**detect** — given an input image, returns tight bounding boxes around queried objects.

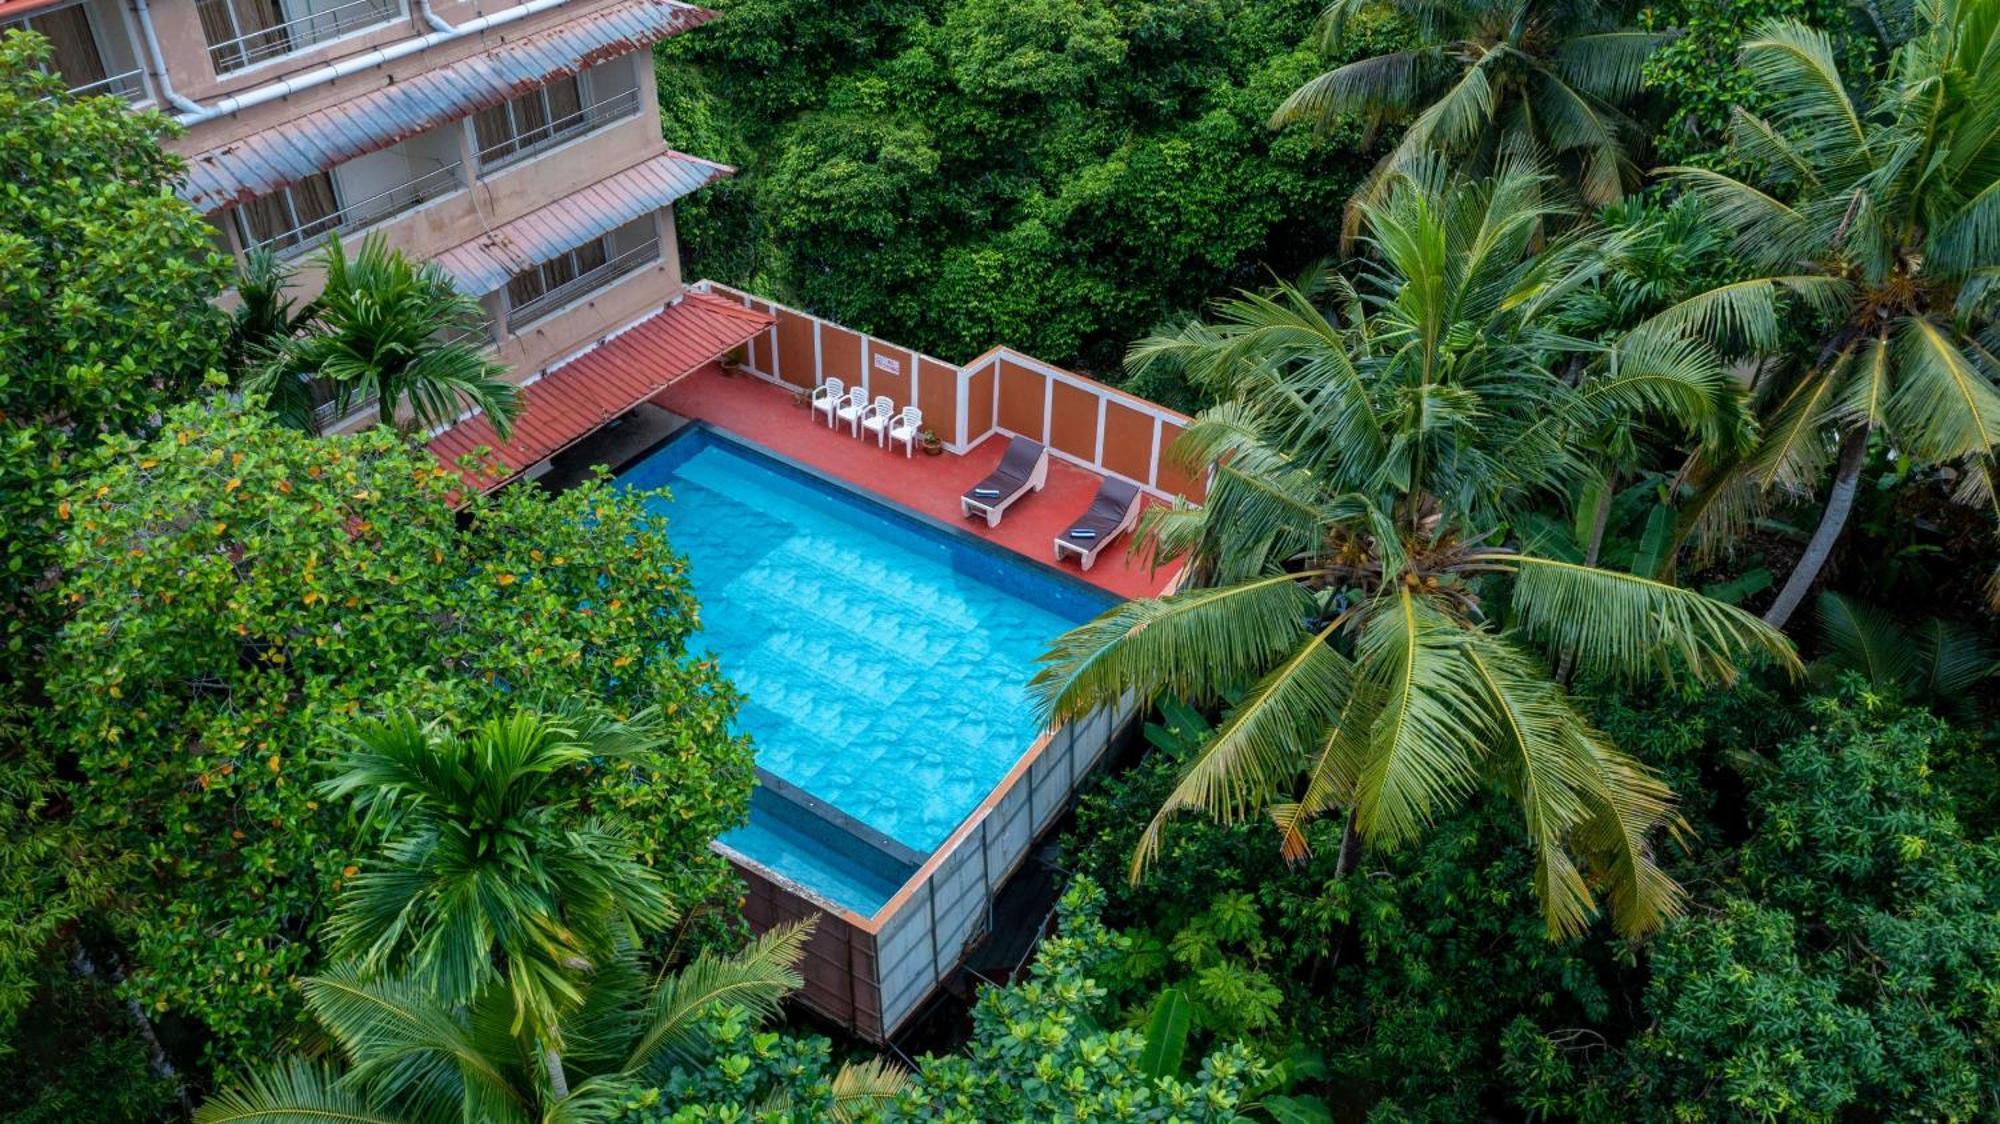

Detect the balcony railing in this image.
[66,67,148,103]
[200,0,398,74]
[475,86,644,172]
[507,239,660,329]
[248,160,463,257]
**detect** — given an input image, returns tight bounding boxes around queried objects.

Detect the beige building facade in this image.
[5,0,730,433]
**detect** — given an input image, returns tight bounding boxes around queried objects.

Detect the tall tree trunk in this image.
[542,1044,570,1101]
[1334,808,1363,879]
[1582,479,1614,568]
[1763,427,1869,629]
[71,940,192,1117]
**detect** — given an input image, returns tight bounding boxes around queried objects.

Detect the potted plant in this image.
[791,387,811,409]
[720,345,747,376]
[919,428,943,456]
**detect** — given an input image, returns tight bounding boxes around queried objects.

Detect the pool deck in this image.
[651,363,1181,601]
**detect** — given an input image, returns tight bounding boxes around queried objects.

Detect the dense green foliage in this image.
[1057,682,2000,1120]
[0,29,229,664]
[43,400,753,1074]
[6,0,2000,1117]
[624,880,1275,1122]
[656,0,1380,376]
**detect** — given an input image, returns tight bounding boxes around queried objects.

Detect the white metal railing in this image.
[249,160,463,257]
[200,0,398,73]
[66,67,148,103]
[506,239,659,327]
[475,86,643,172]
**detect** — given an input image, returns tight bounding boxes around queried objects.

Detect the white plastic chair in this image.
[810,377,845,428]
[834,388,872,436]
[858,395,896,446]
[886,406,923,458]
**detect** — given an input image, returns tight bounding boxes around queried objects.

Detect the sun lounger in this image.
[1053,476,1144,571]
[960,436,1049,527]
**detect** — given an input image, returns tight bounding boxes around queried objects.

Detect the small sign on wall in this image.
[873,353,901,375]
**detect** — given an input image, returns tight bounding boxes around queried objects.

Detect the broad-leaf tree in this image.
[45,400,752,1069]
[1653,0,2000,626]
[1035,161,1798,940]
[248,233,520,437]
[1271,0,1666,239]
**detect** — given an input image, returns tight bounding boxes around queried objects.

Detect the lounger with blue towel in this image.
[1053,476,1143,571]
[960,436,1049,528]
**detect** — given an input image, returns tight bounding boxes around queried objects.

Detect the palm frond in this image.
[1349,589,1490,846]
[622,920,812,1081]
[1495,554,1800,684]
[299,967,529,1124]
[1568,732,1687,938]
[829,1058,909,1122]
[1129,624,1353,879]
[1032,573,1324,725]
[195,1061,403,1124]
[1551,31,1668,102]
[1910,617,1999,695]
[1887,316,2000,462]
[1741,19,1872,157]
[1814,591,1919,687]
[1636,276,1849,351]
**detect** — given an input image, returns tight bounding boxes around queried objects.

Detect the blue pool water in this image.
[614,425,1112,916]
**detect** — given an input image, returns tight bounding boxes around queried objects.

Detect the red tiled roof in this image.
[430,291,772,491]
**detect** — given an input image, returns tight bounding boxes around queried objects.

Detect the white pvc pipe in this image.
[416,0,456,34]
[168,0,584,126]
[131,0,206,115]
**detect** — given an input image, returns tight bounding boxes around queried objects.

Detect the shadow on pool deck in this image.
[641,363,1181,601]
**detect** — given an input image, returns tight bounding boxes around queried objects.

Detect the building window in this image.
[502,218,660,329]
[506,235,609,309]
[5,1,147,102]
[195,0,398,74]
[233,172,342,254]
[473,77,586,168]
[471,63,643,172]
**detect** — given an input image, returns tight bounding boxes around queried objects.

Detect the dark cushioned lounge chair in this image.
[960,435,1049,527]
[1052,476,1143,571]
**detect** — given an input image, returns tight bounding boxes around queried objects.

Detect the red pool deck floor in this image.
[651,364,1180,600]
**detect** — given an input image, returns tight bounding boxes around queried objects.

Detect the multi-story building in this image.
[4,0,768,462]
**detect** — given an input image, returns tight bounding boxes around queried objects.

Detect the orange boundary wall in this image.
[695,282,1205,503]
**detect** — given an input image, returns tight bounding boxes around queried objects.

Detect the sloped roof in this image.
[431,291,772,491]
[432,152,727,294]
[179,0,712,211]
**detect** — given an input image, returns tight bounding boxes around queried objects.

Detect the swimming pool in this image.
[614,424,1114,915]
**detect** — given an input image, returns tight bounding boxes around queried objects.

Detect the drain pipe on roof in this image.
[130,0,208,116]
[169,0,589,128]
[416,0,456,34]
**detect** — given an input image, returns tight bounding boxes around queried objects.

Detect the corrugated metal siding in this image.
[179,0,714,211]
[432,152,724,293]
[429,291,771,489]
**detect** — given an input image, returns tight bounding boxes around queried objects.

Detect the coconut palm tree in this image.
[194,923,904,1123]
[316,704,677,1097]
[1271,0,1667,241]
[249,233,520,438]
[1034,161,1797,940]
[1649,0,2000,626]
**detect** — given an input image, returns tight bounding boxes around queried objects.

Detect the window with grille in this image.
[195,0,397,74]
[473,76,589,169]
[233,172,342,253]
